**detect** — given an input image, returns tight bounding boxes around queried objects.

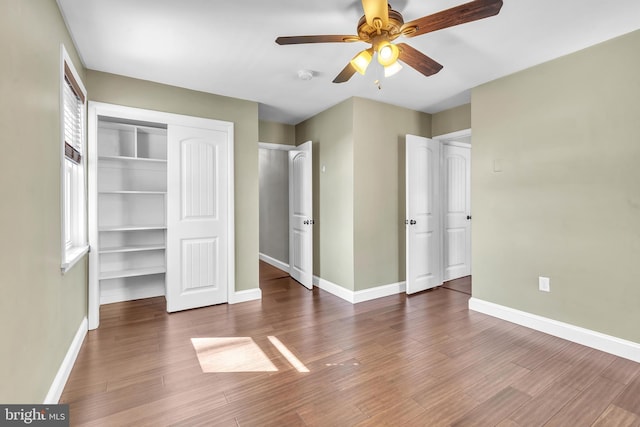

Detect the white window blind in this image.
[63,74,83,164]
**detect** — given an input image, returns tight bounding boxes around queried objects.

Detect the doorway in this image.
[406,130,472,295]
[258,142,313,290]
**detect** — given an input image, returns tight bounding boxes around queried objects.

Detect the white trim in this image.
[227,121,236,309]
[60,245,89,273]
[314,276,354,303]
[100,285,165,305]
[440,140,471,149]
[259,253,290,272]
[44,317,87,404]
[354,281,406,303]
[229,288,262,304]
[432,128,472,141]
[258,142,296,151]
[469,298,640,363]
[87,102,235,329]
[60,44,88,273]
[312,275,406,304]
[87,104,99,329]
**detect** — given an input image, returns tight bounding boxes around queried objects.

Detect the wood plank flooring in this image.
[61,262,640,426]
[441,276,471,295]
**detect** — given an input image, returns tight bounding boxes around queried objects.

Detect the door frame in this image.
[258,142,296,273]
[257,142,313,285]
[433,128,472,280]
[88,102,235,330]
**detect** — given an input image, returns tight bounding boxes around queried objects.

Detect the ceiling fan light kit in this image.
[350,49,373,75]
[376,40,399,66]
[275,0,503,83]
[384,61,403,77]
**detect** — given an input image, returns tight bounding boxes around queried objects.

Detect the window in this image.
[61,46,88,272]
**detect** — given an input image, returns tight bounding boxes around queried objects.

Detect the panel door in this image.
[166,125,229,312]
[443,144,471,281]
[288,141,313,289]
[406,135,442,294]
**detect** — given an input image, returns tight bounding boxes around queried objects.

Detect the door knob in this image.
[410,219,417,225]
[466,215,472,220]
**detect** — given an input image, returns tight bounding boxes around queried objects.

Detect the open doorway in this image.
[258,143,291,272]
[436,129,472,296]
[258,142,313,290]
[405,130,472,297]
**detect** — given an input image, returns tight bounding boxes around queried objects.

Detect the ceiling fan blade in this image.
[401,0,503,38]
[397,43,443,77]
[361,0,389,29]
[333,63,357,83]
[275,35,360,45]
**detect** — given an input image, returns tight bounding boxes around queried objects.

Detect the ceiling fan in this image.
[275,0,503,83]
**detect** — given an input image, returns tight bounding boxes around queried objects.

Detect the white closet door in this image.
[166,125,229,312]
[443,144,471,281]
[406,135,442,294]
[288,141,313,289]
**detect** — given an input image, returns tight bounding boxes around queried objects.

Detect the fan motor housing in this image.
[357,8,405,43]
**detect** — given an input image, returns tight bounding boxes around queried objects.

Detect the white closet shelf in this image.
[100,266,166,280]
[99,244,166,254]
[99,190,167,195]
[99,225,167,232]
[99,155,167,163]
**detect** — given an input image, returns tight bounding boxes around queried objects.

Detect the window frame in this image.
[60,45,89,273]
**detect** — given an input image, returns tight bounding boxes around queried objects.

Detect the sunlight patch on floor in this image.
[268,336,310,373]
[191,337,278,373]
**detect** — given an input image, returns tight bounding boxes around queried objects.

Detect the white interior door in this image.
[443,144,471,281]
[166,124,229,312]
[406,134,442,294]
[288,141,313,289]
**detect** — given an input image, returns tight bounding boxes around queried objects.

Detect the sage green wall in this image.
[472,29,640,343]
[86,71,259,292]
[259,120,295,146]
[295,97,431,291]
[0,0,88,402]
[352,98,431,290]
[432,103,471,137]
[295,100,355,290]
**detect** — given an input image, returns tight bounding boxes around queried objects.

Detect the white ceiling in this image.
[57,0,640,125]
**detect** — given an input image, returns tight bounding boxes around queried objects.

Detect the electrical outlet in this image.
[539,276,550,292]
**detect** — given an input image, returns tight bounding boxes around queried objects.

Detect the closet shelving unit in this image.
[96,119,168,303]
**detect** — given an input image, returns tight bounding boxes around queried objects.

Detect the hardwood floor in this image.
[441,276,471,295]
[61,262,640,426]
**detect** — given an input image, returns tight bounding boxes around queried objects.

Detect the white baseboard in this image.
[100,282,165,305]
[354,281,406,303]
[44,316,87,404]
[258,253,290,273]
[229,288,262,304]
[314,276,355,303]
[313,275,405,304]
[469,297,640,363]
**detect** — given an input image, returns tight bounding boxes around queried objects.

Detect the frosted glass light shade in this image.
[350,49,373,75]
[377,41,399,67]
[384,61,403,77]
